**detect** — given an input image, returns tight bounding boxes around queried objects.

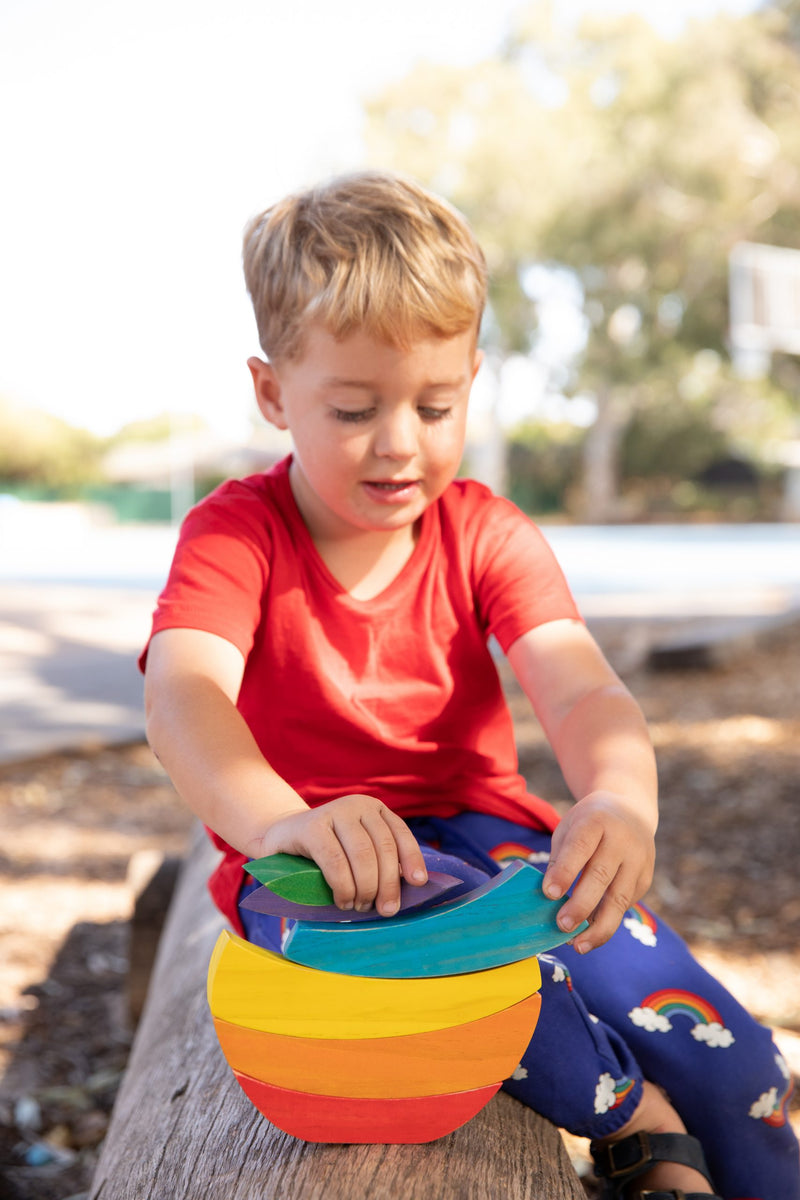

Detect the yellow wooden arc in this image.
[207,930,541,1039]
[213,992,541,1097]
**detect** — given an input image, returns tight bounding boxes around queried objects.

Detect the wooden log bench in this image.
[646,609,800,671]
[90,826,585,1200]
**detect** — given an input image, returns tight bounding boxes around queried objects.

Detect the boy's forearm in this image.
[145,676,308,857]
[549,683,658,825]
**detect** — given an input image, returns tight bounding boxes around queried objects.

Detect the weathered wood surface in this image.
[90,826,584,1200]
[126,849,181,1025]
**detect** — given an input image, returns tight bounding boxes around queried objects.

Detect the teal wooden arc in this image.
[283,861,588,978]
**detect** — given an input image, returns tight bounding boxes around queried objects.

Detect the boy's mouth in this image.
[362,479,420,502]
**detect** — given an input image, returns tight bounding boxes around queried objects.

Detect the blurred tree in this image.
[506,419,584,514]
[110,413,207,443]
[365,1,800,519]
[0,397,104,492]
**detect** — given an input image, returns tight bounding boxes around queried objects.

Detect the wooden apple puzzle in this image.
[207,852,585,1144]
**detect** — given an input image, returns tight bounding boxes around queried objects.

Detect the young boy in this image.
[142,171,798,1199]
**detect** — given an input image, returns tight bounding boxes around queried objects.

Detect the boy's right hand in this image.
[251,795,428,918]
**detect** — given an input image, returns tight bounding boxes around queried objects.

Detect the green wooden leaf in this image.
[246,853,334,906]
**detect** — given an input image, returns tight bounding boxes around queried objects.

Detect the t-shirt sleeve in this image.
[139,483,272,670]
[468,493,582,652]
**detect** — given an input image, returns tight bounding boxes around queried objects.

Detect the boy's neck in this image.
[285,455,423,599]
[311,524,419,600]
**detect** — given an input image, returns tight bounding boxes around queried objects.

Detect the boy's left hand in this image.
[541,791,655,954]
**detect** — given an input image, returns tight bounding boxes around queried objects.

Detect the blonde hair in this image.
[242,170,487,362]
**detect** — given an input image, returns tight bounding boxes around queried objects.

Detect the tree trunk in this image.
[581,388,628,522]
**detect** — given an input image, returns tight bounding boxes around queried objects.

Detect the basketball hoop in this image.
[729,241,800,518]
[729,241,800,365]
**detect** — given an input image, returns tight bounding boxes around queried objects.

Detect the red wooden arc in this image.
[233,1072,501,1143]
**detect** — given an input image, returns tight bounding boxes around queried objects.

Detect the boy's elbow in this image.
[142,672,168,759]
[143,700,159,760]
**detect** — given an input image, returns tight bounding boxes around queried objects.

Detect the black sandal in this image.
[590,1131,723,1199]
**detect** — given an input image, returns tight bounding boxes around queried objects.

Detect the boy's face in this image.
[249,324,482,544]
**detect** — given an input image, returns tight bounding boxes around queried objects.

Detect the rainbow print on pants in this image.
[622,902,658,947]
[749,1055,793,1127]
[628,988,736,1048]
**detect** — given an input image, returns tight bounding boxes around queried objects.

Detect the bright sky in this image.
[0,0,762,440]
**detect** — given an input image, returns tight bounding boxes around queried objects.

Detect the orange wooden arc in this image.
[214,991,540,1098]
[233,1072,502,1143]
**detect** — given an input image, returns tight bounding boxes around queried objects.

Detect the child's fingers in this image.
[332,812,393,912]
[339,806,426,917]
[548,835,652,949]
[380,808,428,911]
[259,795,425,916]
[261,799,379,910]
[301,823,361,910]
[540,794,655,952]
[344,807,403,915]
[312,798,402,913]
[568,865,638,952]
[542,819,603,906]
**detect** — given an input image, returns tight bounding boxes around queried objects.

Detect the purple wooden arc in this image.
[240,870,463,922]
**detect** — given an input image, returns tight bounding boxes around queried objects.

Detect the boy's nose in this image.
[373,410,418,459]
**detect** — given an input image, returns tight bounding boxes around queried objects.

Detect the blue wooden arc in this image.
[283,861,588,978]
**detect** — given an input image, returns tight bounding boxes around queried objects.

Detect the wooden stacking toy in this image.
[207,853,586,1144]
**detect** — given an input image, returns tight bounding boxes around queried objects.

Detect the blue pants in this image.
[239,812,799,1200]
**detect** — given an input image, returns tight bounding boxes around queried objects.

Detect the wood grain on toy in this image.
[212,991,540,1098]
[283,861,586,977]
[232,1073,502,1143]
[207,930,541,1039]
[240,870,462,922]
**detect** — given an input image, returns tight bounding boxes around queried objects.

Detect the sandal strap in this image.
[640,1193,723,1199]
[590,1131,716,1191]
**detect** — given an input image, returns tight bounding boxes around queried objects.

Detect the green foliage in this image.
[109,413,207,444]
[620,408,728,482]
[506,421,584,515]
[0,397,105,492]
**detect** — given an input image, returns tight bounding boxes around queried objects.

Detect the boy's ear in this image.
[471,349,484,381]
[248,356,288,430]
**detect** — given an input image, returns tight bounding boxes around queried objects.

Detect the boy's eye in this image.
[331,404,452,423]
[333,408,375,423]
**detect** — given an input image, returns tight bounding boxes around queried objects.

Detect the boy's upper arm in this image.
[505,619,622,738]
[144,628,247,707]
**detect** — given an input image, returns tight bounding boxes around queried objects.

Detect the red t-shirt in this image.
[142,457,582,930]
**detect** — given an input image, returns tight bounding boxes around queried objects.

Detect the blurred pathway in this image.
[1,502,799,765]
[0,504,176,763]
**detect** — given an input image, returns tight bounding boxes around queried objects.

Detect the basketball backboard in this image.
[729,241,800,369]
